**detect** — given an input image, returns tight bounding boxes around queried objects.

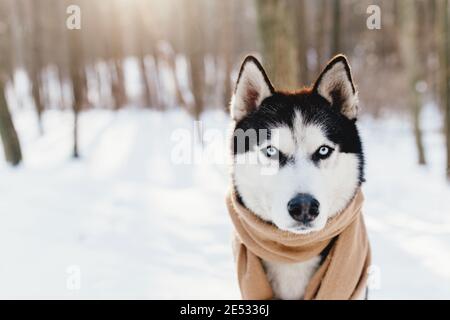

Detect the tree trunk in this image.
[29,0,44,134]
[134,3,153,109]
[111,61,127,110]
[30,72,44,133]
[219,0,235,111]
[73,105,79,158]
[67,9,85,159]
[256,0,299,90]
[109,1,127,110]
[440,0,450,178]
[138,53,152,108]
[165,49,187,110]
[399,0,427,165]
[412,91,427,165]
[331,0,342,55]
[189,53,205,120]
[293,0,309,85]
[183,0,206,119]
[0,0,22,166]
[0,75,22,166]
[315,0,328,75]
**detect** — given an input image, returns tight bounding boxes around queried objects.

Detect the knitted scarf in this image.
[226,188,371,300]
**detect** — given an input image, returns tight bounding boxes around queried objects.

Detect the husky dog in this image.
[229,55,364,300]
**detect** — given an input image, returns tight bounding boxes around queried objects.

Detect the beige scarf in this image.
[226,188,371,300]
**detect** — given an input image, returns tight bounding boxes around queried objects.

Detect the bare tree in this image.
[315,0,328,75]
[292,0,309,85]
[0,76,22,166]
[27,0,45,134]
[438,0,450,178]
[135,3,153,108]
[67,1,86,158]
[256,0,299,90]
[399,0,427,165]
[330,0,341,55]
[182,0,206,119]
[103,0,127,110]
[0,0,22,166]
[218,0,235,110]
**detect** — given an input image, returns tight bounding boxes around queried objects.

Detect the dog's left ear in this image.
[313,55,359,119]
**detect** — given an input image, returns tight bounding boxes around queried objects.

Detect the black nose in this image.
[287,194,320,224]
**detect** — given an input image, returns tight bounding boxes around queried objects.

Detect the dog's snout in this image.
[287,194,320,224]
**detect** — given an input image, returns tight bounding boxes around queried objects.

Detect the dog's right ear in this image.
[230,56,274,121]
[312,55,359,119]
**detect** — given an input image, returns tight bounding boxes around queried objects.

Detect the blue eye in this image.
[315,145,334,160]
[263,146,279,158]
[319,146,330,156]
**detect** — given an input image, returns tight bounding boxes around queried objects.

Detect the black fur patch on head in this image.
[232,90,365,183]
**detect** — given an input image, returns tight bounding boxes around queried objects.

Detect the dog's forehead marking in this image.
[292,111,334,153]
[264,110,335,156]
[267,126,295,154]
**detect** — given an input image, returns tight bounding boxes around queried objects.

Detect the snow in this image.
[360,107,450,299]
[1,105,450,299]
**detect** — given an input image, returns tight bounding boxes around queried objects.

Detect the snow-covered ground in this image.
[1,106,450,299]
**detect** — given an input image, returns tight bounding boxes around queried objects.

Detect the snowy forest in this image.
[0,0,450,299]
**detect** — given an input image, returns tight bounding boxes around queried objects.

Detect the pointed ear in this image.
[313,55,359,119]
[230,56,274,121]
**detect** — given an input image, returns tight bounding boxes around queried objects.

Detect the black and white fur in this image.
[229,55,365,300]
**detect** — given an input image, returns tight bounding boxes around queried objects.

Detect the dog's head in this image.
[230,55,364,234]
